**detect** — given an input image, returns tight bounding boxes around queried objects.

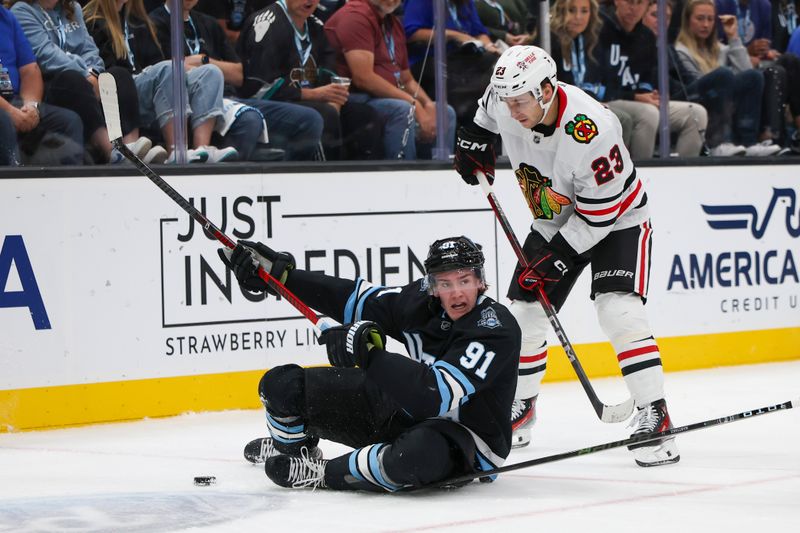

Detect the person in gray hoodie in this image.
[11,0,153,163]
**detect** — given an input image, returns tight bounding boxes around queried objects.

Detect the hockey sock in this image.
[595,292,665,406]
[510,300,549,399]
[265,412,319,455]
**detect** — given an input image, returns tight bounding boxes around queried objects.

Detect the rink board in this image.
[1,165,798,430]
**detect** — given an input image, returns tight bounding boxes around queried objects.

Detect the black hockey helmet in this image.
[424,236,485,274]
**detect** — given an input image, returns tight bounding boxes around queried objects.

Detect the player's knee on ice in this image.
[382,426,454,488]
[259,363,305,416]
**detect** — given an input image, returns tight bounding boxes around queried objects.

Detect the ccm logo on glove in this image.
[457,139,490,151]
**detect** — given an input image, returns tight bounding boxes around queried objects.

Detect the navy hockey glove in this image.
[319,321,386,368]
[218,240,295,295]
[517,235,576,291]
[454,125,497,185]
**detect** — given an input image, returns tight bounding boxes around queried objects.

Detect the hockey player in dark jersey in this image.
[454,45,679,467]
[220,236,521,490]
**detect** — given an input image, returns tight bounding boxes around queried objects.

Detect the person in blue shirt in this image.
[716,0,800,150]
[403,0,501,125]
[0,5,83,166]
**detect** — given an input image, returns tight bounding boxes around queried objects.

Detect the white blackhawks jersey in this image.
[474,82,650,254]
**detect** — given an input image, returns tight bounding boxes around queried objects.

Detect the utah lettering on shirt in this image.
[608,44,639,88]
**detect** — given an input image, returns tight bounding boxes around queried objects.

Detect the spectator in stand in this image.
[771,0,800,150]
[550,0,638,148]
[194,0,271,45]
[717,0,799,151]
[325,0,456,159]
[674,0,781,155]
[772,0,800,53]
[150,0,324,161]
[403,0,501,126]
[237,0,384,160]
[11,0,152,163]
[595,0,709,158]
[642,0,713,154]
[475,0,537,47]
[1,4,83,165]
[778,0,800,54]
[83,0,177,164]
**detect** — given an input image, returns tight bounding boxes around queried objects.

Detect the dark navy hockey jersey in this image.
[288,270,521,471]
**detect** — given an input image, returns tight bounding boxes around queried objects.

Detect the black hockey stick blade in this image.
[97,72,330,329]
[476,172,635,423]
[419,397,798,490]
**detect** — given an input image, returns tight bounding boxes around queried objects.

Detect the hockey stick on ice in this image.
[419,396,798,490]
[476,172,635,423]
[97,73,331,330]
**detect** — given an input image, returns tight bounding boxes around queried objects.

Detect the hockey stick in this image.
[420,397,798,489]
[97,73,330,330]
[476,172,635,423]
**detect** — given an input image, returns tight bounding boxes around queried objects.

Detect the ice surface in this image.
[1,361,798,532]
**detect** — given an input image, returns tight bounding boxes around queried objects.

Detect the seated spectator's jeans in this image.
[686,67,763,147]
[236,99,324,161]
[186,65,225,129]
[135,62,225,131]
[347,93,456,159]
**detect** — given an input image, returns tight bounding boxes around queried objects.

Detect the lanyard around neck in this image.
[185,15,201,55]
[570,34,586,87]
[123,18,137,70]
[38,5,66,50]
[736,4,750,41]
[447,2,464,31]
[783,4,797,35]
[277,0,312,66]
[382,19,403,87]
[163,4,201,55]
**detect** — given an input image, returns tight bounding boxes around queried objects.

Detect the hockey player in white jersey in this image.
[454,45,679,467]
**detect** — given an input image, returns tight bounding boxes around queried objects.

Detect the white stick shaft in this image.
[476,171,493,197]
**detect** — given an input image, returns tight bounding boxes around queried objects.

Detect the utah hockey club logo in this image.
[478,307,501,329]
[564,113,598,144]
[515,163,572,220]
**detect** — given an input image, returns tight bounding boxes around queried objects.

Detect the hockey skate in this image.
[627,399,680,467]
[243,437,322,464]
[511,396,538,448]
[264,447,329,489]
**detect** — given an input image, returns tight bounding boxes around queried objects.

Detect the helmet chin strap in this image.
[532,84,556,128]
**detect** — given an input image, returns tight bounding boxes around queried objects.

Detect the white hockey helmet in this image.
[491,46,558,121]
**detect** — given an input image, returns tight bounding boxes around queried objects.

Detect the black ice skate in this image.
[244,437,322,464]
[628,399,680,467]
[511,395,538,449]
[264,447,329,489]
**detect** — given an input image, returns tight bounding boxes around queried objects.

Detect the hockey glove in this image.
[454,124,497,185]
[319,321,386,369]
[218,240,295,295]
[517,234,576,291]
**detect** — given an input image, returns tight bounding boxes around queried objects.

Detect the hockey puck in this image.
[193,476,216,486]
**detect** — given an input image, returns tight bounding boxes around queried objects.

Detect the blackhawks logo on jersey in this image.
[515,163,572,220]
[564,113,598,144]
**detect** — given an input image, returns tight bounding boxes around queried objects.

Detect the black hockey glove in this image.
[517,234,576,291]
[218,240,295,295]
[454,125,497,185]
[319,321,386,369]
